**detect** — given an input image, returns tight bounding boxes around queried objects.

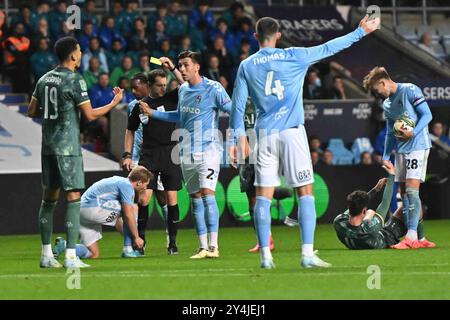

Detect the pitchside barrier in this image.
[2,163,448,235]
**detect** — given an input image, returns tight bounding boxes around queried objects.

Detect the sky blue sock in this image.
[254,196,271,247]
[192,197,207,235]
[406,187,421,231]
[123,220,133,247]
[76,244,92,259]
[202,195,219,233]
[298,195,316,245]
[402,193,409,227]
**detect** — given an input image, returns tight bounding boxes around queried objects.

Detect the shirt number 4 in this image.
[265,71,285,101]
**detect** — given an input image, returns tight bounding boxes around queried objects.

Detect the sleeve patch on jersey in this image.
[79,79,87,92]
[413,96,425,107]
[81,92,88,96]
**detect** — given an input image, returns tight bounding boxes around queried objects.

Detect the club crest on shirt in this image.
[195,95,202,105]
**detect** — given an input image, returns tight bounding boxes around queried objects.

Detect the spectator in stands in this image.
[56,19,75,39]
[310,150,320,167]
[83,56,106,90]
[328,76,347,100]
[221,1,246,32]
[152,39,177,62]
[33,19,51,50]
[129,17,149,52]
[110,55,139,87]
[111,0,125,33]
[309,136,324,155]
[147,1,169,34]
[107,39,126,71]
[98,16,126,51]
[4,22,31,93]
[209,19,239,57]
[11,5,37,37]
[303,68,326,100]
[210,35,233,78]
[373,151,383,165]
[360,151,374,166]
[189,0,215,32]
[118,76,135,103]
[205,54,222,82]
[139,52,151,74]
[177,34,193,54]
[82,0,99,30]
[77,21,97,52]
[30,37,57,82]
[189,20,208,52]
[219,76,231,95]
[431,121,450,146]
[34,1,51,22]
[82,37,109,73]
[48,0,68,39]
[235,17,258,52]
[120,0,140,38]
[150,19,169,51]
[166,0,187,40]
[323,150,334,166]
[418,32,438,58]
[89,72,114,108]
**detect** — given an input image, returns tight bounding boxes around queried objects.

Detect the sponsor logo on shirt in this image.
[181,106,201,114]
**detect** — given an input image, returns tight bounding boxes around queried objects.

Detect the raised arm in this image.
[79,87,124,122]
[291,15,380,66]
[140,100,181,123]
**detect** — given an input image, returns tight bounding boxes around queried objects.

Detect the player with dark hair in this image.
[229,15,380,269]
[334,162,434,249]
[139,50,232,259]
[363,66,435,249]
[123,57,184,255]
[27,36,123,268]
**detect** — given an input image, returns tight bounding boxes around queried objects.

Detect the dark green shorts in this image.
[381,216,408,247]
[41,155,85,191]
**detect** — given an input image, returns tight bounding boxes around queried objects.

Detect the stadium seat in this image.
[443,40,450,55]
[327,138,354,165]
[437,25,450,40]
[351,137,374,164]
[431,41,447,59]
[396,25,418,41]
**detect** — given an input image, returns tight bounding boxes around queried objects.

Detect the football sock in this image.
[38,200,57,247]
[65,199,80,250]
[167,205,179,245]
[137,204,149,242]
[402,194,410,227]
[260,246,272,261]
[202,195,219,232]
[192,198,207,247]
[209,232,218,248]
[254,196,271,248]
[76,244,92,258]
[298,195,316,255]
[65,248,76,260]
[123,219,133,247]
[406,187,421,240]
[376,174,395,219]
[41,244,53,258]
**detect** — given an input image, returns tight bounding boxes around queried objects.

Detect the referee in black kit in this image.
[123,57,184,255]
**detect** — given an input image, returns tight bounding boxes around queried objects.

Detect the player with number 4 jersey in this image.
[229,16,380,269]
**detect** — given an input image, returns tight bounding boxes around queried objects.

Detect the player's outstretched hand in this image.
[122,158,132,172]
[160,57,175,71]
[139,100,153,116]
[382,160,395,175]
[111,87,124,106]
[359,14,380,35]
[134,237,145,249]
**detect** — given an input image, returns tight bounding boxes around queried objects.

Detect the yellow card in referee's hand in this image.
[150,57,162,65]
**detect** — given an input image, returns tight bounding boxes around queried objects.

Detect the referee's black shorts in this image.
[138,145,182,191]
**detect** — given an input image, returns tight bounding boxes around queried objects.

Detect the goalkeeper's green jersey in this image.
[32,66,90,156]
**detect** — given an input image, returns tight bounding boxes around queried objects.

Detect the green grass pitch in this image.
[0,221,449,299]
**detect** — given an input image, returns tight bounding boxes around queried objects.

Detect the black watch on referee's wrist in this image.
[122,151,132,159]
[170,65,176,72]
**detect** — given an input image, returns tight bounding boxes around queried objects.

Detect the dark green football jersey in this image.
[32,66,90,156]
[333,211,386,249]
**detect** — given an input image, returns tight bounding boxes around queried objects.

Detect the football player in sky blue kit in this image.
[229,15,380,269]
[363,66,435,249]
[53,166,150,260]
[139,51,233,259]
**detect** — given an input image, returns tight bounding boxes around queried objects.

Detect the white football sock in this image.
[123,246,133,253]
[406,230,418,241]
[302,244,314,257]
[199,234,208,249]
[260,246,272,261]
[42,244,53,258]
[65,248,76,260]
[209,232,218,248]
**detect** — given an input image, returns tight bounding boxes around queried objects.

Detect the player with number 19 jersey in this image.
[32,66,90,190]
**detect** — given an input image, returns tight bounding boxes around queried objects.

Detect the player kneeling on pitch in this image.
[53,166,150,260]
[334,162,435,249]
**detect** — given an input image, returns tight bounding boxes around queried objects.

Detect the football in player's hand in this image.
[393,117,415,140]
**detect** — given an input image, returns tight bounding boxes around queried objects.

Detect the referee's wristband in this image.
[170,66,177,72]
[122,152,132,159]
